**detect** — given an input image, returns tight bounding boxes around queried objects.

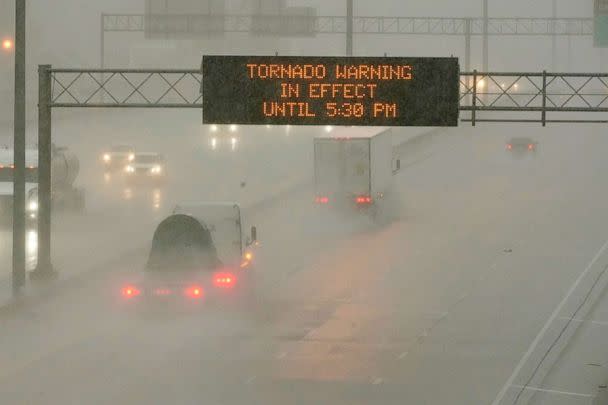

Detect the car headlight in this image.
[103,154,111,162]
[150,166,162,174]
[28,201,38,212]
[229,124,238,133]
[125,165,135,173]
[128,153,135,161]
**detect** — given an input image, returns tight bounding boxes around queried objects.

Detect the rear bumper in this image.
[123,284,255,313]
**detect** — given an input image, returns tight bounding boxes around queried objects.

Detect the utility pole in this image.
[483,0,488,72]
[465,18,471,73]
[12,0,26,296]
[346,0,353,56]
[552,0,557,71]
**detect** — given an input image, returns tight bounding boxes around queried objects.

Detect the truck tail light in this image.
[213,273,236,288]
[184,285,204,298]
[355,196,372,204]
[121,285,141,299]
[315,196,329,204]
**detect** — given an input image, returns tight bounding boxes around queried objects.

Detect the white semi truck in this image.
[313,127,400,220]
[0,145,85,226]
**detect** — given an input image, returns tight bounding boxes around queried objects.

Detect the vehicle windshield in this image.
[111,145,132,153]
[146,214,222,271]
[172,204,243,266]
[134,154,161,164]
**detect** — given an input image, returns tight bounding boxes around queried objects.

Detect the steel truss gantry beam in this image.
[102,14,593,36]
[49,68,608,123]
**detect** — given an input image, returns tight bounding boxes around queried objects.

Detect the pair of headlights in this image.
[125,165,162,174]
[103,153,135,163]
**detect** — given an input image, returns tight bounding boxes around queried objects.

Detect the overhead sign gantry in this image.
[202,56,460,127]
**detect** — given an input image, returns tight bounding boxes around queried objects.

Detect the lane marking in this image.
[372,378,383,385]
[558,316,608,327]
[511,385,593,398]
[276,351,287,359]
[492,237,608,405]
[398,351,408,359]
[245,376,256,385]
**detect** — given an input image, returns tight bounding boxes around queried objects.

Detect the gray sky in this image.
[0,1,604,83]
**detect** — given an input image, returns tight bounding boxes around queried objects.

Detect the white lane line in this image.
[558,316,608,327]
[397,351,408,359]
[276,351,287,359]
[511,385,593,398]
[245,376,256,385]
[492,237,608,405]
[372,378,383,385]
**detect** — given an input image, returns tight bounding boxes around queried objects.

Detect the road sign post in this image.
[30,64,55,281]
[12,0,26,296]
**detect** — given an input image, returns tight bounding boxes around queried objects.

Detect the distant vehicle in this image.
[124,152,166,185]
[101,144,135,171]
[0,145,84,226]
[208,124,239,151]
[506,137,537,153]
[313,127,400,220]
[119,202,258,312]
[0,148,39,226]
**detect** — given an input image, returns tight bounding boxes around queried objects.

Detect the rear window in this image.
[146,215,222,271]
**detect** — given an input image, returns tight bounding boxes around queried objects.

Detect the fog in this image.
[1,1,608,404]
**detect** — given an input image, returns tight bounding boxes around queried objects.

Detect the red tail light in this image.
[355,196,372,204]
[528,144,534,150]
[315,196,329,204]
[121,285,141,299]
[506,144,512,150]
[213,272,236,288]
[184,285,204,298]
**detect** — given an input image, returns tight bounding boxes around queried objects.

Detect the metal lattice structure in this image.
[102,14,593,36]
[50,68,608,124]
[51,69,202,108]
[460,71,608,124]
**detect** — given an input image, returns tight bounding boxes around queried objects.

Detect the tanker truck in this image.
[48,144,85,212]
[0,144,85,226]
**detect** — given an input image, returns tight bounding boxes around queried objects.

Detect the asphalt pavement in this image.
[0,114,607,404]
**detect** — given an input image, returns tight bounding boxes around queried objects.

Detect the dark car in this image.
[119,204,257,313]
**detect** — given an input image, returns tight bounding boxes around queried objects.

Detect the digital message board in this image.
[202,56,459,126]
